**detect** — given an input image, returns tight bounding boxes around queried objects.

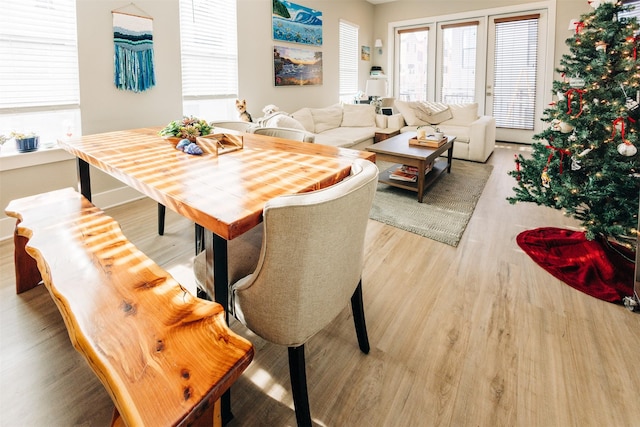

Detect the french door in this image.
[394,7,549,144]
[485,11,548,143]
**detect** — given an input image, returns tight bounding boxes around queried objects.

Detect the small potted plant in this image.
[0,134,7,152]
[159,116,212,145]
[417,125,443,140]
[433,126,444,140]
[10,131,39,153]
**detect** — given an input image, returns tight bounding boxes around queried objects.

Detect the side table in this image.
[374,128,400,143]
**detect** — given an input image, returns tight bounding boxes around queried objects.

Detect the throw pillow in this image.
[291,108,315,133]
[341,103,376,127]
[310,104,343,133]
[394,99,428,127]
[446,103,479,125]
[414,101,453,124]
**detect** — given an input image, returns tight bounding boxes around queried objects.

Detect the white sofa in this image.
[257,103,389,150]
[389,100,496,163]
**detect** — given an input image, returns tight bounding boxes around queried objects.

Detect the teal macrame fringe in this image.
[114,45,156,93]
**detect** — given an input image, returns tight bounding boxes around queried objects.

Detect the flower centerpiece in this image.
[10,131,40,153]
[159,116,212,143]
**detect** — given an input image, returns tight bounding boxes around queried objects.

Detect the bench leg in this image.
[14,228,42,294]
[111,400,221,427]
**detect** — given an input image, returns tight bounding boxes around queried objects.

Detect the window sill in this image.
[0,142,75,172]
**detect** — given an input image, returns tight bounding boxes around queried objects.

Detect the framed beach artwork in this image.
[273,45,322,86]
[272,0,322,46]
[361,46,370,61]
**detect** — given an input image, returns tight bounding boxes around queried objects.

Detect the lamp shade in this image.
[374,39,383,48]
[365,79,386,97]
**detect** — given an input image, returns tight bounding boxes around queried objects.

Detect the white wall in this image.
[75,0,184,195]
[237,0,375,115]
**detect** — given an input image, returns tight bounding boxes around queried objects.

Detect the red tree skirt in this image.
[517,227,635,303]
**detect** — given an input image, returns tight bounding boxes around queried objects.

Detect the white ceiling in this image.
[366,0,398,4]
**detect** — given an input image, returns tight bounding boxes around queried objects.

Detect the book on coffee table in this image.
[389,163,433,182]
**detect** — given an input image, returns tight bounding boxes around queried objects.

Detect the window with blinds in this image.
[492,15,539,130]
[0,0,80,144]
[397,27,429,102]
[440,22,478,103]
[339,20,359,102]
[179,0,238,118]
[622,0,640,18]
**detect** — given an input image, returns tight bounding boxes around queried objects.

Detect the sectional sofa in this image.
[258,103,391,150]
[389,100,496,163]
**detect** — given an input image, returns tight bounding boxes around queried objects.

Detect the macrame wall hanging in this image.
[112,3,156,93]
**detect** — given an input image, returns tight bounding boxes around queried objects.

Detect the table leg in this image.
[77,158,92,202]
[212,233,233,425]
[417,159,426,203]
[446,140,455,173]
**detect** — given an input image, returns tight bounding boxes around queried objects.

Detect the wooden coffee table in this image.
[367,132,455,202]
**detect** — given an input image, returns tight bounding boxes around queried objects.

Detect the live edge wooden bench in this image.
[5,187,254,427]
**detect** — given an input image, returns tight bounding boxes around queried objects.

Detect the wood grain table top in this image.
[59,127,375,240]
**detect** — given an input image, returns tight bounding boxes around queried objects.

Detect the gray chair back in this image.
[232,159,378,346]
[252,127,315,143]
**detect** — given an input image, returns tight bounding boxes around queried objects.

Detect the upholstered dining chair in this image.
[252,126,315,143]
[194,158,378,426]
[209,120,254,132]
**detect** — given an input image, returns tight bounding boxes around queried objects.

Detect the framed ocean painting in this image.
[272,0,322,46]
[273,45,322,86]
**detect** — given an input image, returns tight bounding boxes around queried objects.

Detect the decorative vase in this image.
[15,136,39,153]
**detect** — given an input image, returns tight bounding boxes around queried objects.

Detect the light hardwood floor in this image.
[1,143,639,426]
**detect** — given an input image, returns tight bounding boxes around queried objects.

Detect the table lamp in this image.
[365,79,387,113]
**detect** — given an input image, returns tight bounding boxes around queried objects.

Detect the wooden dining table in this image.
[58,126,375,422]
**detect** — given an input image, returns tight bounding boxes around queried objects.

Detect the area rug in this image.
[370,160,493,247]
[517,227,634,303]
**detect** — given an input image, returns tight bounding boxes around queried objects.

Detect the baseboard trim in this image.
[0,186,145,241]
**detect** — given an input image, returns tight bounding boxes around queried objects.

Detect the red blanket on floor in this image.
[517,227,635,303]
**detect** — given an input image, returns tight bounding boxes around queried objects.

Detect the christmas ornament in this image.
[568,131,578,142]
[571,156,582,170]
[569,76,586,88]
[617,142,638,156]
[559,122,574,133]
[589,0,616,8]
[620,84,639,111]
[541,169,551,187]
[578,148,592,157]
[611,116,636,140]
[566,88,585,117]
[595,41,607,52]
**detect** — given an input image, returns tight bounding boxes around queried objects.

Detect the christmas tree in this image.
[508,0,640,247]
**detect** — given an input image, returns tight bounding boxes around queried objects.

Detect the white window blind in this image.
[440,22,478,103]
[0,0,80,110]
[179,0,238,99]
[622,0,640,19]
[492,15,539,130]
[339,20,358,99]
